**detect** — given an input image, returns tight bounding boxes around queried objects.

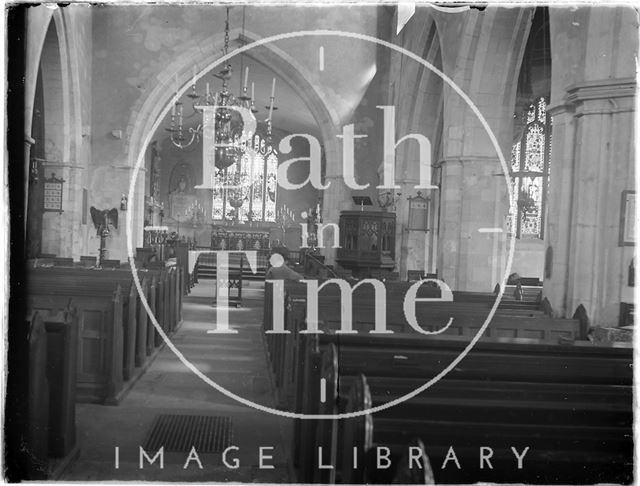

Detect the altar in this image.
[210,227,272,251]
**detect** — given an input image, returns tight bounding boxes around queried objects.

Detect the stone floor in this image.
[62,280,293,482]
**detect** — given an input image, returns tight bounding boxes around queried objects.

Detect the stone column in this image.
[438,156,508,291]
[24,137,35,236]
[321,175,350,266]
[542,103,576,317]
[319,137,346,266]
[433,8,532,291]
[544,79,635,325]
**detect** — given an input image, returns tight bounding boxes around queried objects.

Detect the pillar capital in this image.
[565,77,636,104]
[546,78,635,120]
[436,156,502,168]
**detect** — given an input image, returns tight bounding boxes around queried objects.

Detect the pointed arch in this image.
[124,29,343,249]
[124,29,341,172]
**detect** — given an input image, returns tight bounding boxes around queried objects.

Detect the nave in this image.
[7,3,637,483]
[13,249,635,484]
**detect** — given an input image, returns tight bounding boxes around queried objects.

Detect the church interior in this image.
[5,2,636,483]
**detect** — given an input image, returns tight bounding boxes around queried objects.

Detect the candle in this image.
[251,82,255,102]
[172,102,176,117]
[270,77,276,98]
[243,66,249,90]
[192,65,196,86]
[175,73,178,94]
[206,82,210,97]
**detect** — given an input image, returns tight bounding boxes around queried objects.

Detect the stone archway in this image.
[123,29,343,260]
[25,9,80,258]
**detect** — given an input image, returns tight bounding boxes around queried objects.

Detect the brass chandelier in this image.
[165,6,277,172]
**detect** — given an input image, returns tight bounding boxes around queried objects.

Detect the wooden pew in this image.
[102,259,121,269]
[24,307,80,478]
[27,277,125,404]
[348,376,631,484]
[53,257,74,266]
[302,336,632,484]
[29,267,149,381]
[42,307,79,458]
[26,311,49,478]
[28,265,180,336]
[147,276,158,354]
[174,242,190,295]
[339,376,434,484]
[79,255,97,267]
[26,266,181,403]
[270,281,549,330]
[264,281,585,409]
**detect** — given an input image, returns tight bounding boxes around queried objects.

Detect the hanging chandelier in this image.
[165,6,278,172]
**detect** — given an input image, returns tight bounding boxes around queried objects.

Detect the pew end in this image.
[339,374,373,484]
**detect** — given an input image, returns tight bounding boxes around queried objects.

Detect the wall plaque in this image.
[43,173,64,213]
[407,191,429,231]
[619,190,635,246]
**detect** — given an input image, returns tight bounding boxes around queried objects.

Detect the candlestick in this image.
[244,66,249,90]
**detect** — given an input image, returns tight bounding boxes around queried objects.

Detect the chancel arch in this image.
[124,29,342,260]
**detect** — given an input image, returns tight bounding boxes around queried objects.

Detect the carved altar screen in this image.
[211,134,278,223]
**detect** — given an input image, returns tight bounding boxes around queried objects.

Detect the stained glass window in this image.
[211,133,278,223]
[506,97,551,239]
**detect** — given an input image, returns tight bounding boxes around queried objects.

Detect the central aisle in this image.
[62,280,293,482]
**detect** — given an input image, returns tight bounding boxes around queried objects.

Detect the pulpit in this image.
[336,211,396,277]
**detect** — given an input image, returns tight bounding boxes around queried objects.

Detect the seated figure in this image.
[265,247,303,281]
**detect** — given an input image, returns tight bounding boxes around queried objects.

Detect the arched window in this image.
[507,97,551,239]
[211,133,278,223]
